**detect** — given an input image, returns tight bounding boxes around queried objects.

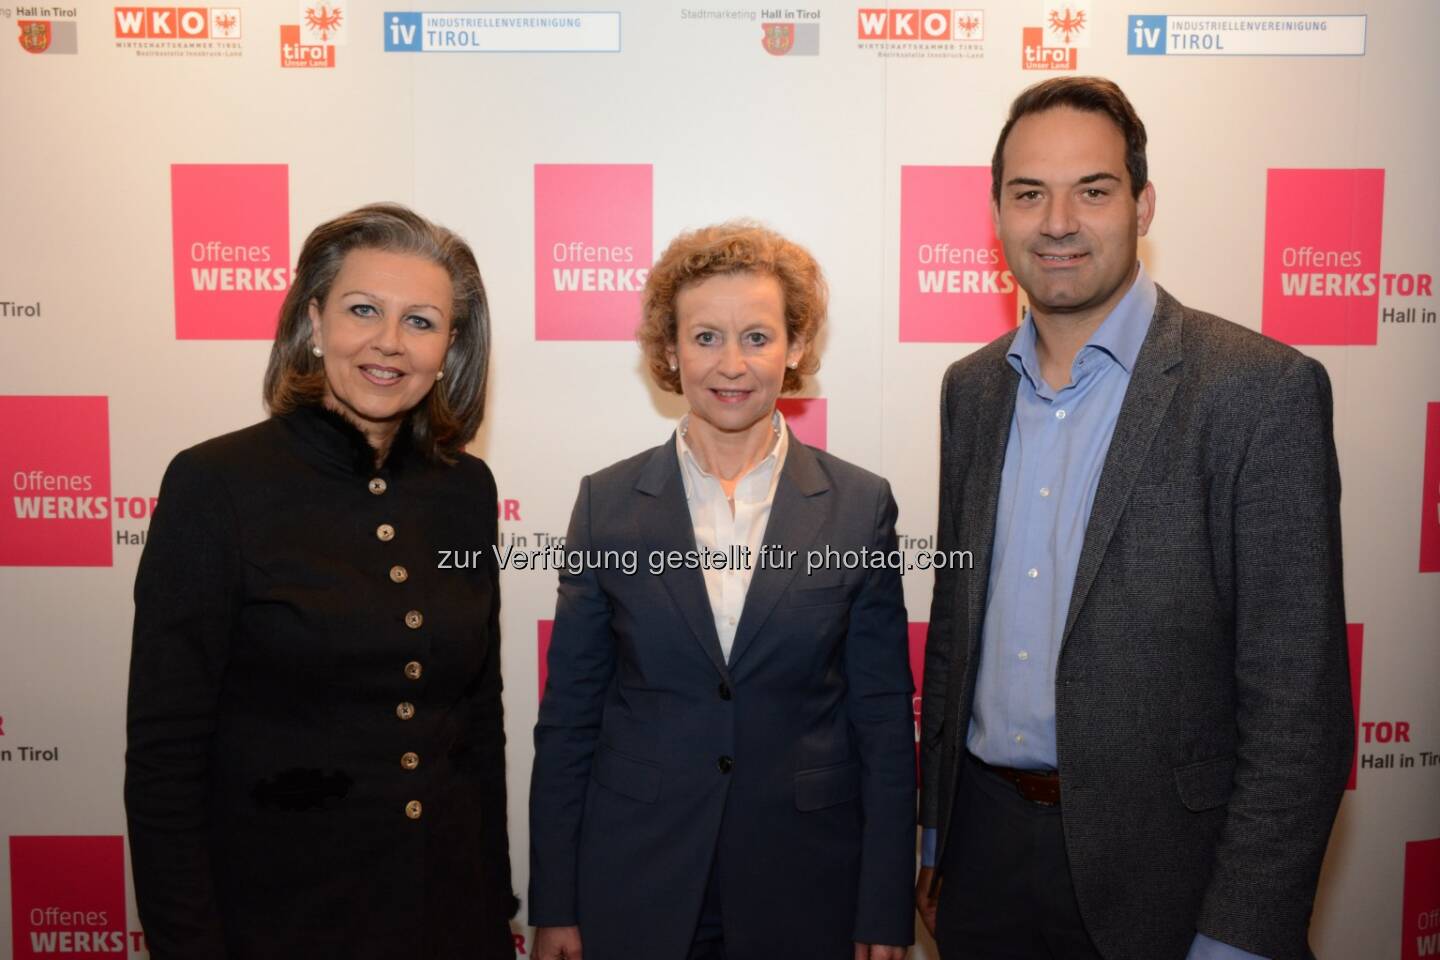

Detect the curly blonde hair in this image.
[638,221,826,395]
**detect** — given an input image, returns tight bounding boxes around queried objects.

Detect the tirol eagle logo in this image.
[762,22,795,56]
[18,20,52,53]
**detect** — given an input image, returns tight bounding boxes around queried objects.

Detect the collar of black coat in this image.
[278,403,416,477]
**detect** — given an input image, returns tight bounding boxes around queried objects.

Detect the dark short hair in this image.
[638,221,826,395]
[263,203,489,463]
[991,76,1148,202]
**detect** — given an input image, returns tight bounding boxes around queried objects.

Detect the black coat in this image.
[126,405,515,960]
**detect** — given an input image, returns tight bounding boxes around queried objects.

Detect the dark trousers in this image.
[934,755,1104,960]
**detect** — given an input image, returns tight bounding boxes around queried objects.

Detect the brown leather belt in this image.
[971,754,1061,806]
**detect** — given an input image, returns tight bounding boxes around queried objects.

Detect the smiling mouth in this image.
[710,388,752,402]
[1036,252,1087,264]
[361,365,404,385]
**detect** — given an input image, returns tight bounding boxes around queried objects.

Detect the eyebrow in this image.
[1005,172,1123,189]
[339,290,444,312]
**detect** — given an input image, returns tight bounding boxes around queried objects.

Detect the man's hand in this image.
[534,925,583,960]
[854,943,908,959]
[915,865,940,936]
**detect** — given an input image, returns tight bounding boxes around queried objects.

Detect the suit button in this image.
[396,701,415,721]
[405,610,424,629]
[718,683,732,701]
[369,478,387,495]
[389,565,408,583]
[401,752,420,770]
[376,523,395,542]
[717,755,733,774]
[405,800,422,819]
[404,661,423,681]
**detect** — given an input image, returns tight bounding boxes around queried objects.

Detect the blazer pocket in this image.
[795,760,861,812]
[784,584,850,608]
[1173,754,1236,812]
[593,742,661,804]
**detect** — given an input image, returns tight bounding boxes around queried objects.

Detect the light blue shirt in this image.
[965,264,1156,769]
[921,264,1265,960]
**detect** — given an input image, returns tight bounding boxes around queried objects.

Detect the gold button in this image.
[376,523,395,542]
[396,701,415,721]
[401,751,420,770]
[405,610,423,630]
[389,565,408,583]
[369,477,387,495]
[405,800,422,820]
[404,661,423,681]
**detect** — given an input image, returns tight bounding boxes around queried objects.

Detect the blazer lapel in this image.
[963,350,1020,661]
[1061,287,1185,644]
[726,433,831,671]
[634,438,731,680]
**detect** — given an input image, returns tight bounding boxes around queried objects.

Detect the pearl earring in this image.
[311,345,323,358]
[787,361,798,369]
[435,370,445,381]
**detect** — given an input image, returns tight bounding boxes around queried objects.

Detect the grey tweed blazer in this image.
[920,286,1352,960]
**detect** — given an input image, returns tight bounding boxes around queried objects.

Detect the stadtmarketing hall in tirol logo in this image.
[1262,169,1435,346]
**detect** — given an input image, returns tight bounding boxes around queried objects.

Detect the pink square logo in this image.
[538,619,554,701]
[1262,169,1385,346]
[1403,837,1440,960]
[1421,404,1440,573]
[9,836,127,959]
[534,164,653,340]
[0,397,111,567]
[908,622,927,775]
[1346,623,1363,790]
[776,398,827,450]
[171,163,291,340]
[900,166,1018,343]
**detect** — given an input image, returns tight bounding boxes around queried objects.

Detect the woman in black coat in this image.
[125,204,515,959]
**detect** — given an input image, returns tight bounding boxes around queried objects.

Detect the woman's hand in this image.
[854,942,908,959]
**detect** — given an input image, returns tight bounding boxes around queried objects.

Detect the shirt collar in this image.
[1008,261,1157,386]
[676,410,788,503]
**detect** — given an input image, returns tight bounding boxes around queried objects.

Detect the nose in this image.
[1040,193,1079,241]
[371,315,403,356]
[718,339,745,377]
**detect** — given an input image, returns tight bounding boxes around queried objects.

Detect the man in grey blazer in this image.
[916,77,1352,960]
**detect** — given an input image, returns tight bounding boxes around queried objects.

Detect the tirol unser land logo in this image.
[1022,0,1087,70]
[281,3,347,67]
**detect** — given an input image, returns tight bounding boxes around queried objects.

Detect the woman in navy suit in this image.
[529,222,916,960]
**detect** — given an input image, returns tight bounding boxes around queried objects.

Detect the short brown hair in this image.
[263,203,489,463]
[638,221,826,395]
[992,76,1148,202]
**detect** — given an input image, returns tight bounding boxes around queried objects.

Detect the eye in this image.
[1014,189,1042,202]
[405,314,435,330]
[694,330,718,346]
[743,331,770,347]
[1082,187,1109,200]
[349,303,378,317]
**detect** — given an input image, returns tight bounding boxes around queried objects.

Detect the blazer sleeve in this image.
[469,461,518,919]
[1196,354,1352,959]
[920,365,962,830]
[528,474,617,927]
[846,479,919,947]
[124,448,240,960]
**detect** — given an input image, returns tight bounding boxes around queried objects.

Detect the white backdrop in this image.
[2,1,1438,957]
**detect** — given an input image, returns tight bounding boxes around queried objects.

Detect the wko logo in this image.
[113,7,241,40]
[9,836,134,958]
[533,164,652,340]
[171,164,291,340]
[1263,169,1434,346]
[900,165,1018,343]
[856,9,985,42]
[1,396,111,567]
[1420,403,1440,574]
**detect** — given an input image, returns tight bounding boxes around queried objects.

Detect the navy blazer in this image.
[530,431,916,958]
